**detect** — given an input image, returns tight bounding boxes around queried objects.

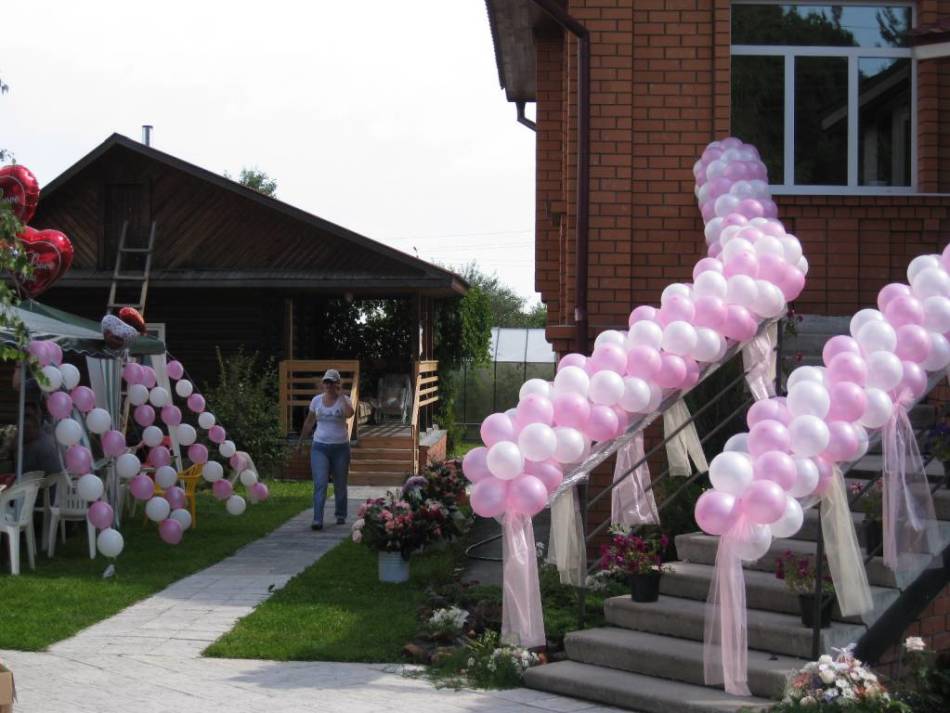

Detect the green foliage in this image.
[0,181,36,363]
[456,261,546,328]
[225,166,278,197]
[204,348,287,477]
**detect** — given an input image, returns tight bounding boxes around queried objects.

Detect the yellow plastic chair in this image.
[145,463,203,529]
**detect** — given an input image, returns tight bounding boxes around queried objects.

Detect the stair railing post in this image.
[577,481,589,627]
[811,516,825,660]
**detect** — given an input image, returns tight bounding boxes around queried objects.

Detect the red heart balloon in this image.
[17,227,74,298]
[0,165,40,224]
[118,307,147,334]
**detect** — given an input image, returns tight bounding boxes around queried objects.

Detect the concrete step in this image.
[675,532,898,588]
[842,478,950,520]
[848,454,946,480]
[604,594,866,660]
[524,660,772,713]
[564,627,800,700]
[661,561,899,624]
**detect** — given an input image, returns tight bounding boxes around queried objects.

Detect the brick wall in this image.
[875,583,950,678]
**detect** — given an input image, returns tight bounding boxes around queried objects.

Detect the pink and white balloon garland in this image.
[462,137,806,520]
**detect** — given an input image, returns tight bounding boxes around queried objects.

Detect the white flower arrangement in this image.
[427,606,468,638]
[903,636,926,653]
[784,648,889,707]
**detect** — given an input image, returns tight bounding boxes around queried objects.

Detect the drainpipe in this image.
[527,0,590,355]
[516,101,537,131]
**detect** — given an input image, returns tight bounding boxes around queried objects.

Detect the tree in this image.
[225,167,277,197]
[454,261,546,328]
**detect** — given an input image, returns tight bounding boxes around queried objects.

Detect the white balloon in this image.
[923,333,950,371]
[39,366,63,392]
[860,388,894,429]
[145,496,171,523]
[691,328,723,362]
[850,308,884,338]
[177,423,197,446]
[148,386,170,408]
[798,256,809,275]
[645,382,663,412]
[626,321,663,350]
[142,426,164,448]
[202,460,224,482]
[553,427,587,464]
[722,238,755,265]
[198,412,216,430]
[96,528,124,558]
[866,351,903,391]
[735,523,773,562]
[787,366,825,390]
[789,415,831,457]
[588,370,625,406]
[128,383,149,406]
[115,453,142,479]
[769,498,804,538]
[170,508,192,531]
[594,330,626,348]
[155,465,179,489]
[719,224,745,246]
[619,377,652,413]
[519,379,552,401]
[693,270,728,300]
[723,433,749,453]
[55,418,83,447]
[662,321,698,357]
[856,320,897,354]
[661,283,691,305]
[518,423,558,462]
[912,267,950,300]
[907,254,940,284]
[76,474,104,501]
[226,495,247,516]
[780,236,803,265]
[787,381,831,419]
[219,440,237,458]
[922,296,950,333]
[486,441,524,480]
[752,280,786,318]
[726,274,758,309]
[753,235,784,260]
[85,408,112,435]
[853,424,870,460]
[175,379,194,398]
[553,366,590,398]
[709,451,754,495]
[59,363,81,391]
[790,458,820,498]
[239,469,258,487]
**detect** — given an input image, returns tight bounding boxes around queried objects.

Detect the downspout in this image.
[527,0,590,354]
[516,101,537,131]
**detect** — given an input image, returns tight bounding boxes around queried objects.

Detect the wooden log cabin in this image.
[27,133,466,484]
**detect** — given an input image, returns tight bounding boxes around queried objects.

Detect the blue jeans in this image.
[310,442,350,525]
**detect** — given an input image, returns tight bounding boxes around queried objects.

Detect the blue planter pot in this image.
[378,551,410,583]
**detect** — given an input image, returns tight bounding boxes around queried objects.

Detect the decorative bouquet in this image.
[775,551,834,595]
[417,461,468,507]
[351,492,426,559]
[426,606,469,641]
[598,527,670,576]
[403,469,473,543]
[779,649,896,709]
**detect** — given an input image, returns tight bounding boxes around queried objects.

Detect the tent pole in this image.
[15,356,26,483]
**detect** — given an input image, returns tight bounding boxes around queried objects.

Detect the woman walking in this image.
[298,369,354,530]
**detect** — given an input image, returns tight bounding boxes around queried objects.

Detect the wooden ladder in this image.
[107,220,157,316]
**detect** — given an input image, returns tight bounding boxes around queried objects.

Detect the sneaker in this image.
[336,518,345,526]
[311,523,323,531]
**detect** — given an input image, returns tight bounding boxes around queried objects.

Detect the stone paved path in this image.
[0,495,623,713]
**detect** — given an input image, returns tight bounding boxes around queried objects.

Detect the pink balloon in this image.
[723,212,750,228]
[101,430,127,458]
[895,324,932,363]
[164,485,186,510]
[721,305,757,341]
[612,405,630,433]
[507,475,548,516]
[822,335,862,366]
[46,391,73,420]
[166,360,185,380]
[943,244,950,272]
[122,363,144,385]
[481,412,516,447]
[885,295,924,327]
[141,366,157,389]
[212,479,233,501]
[134,404,155,427]
[823,421,859,462]
[525,460,563,494]
[724,252,759,279]
[741,480,786,524]
[693,296,727,330]
[693,258,723,279]
[159,518,183,545]
[826,352,868,386]
[708,242,723,259]
[877,282,912,313]
[462,446,492,483]
[747,399,787,428]
[250,482,269,502]
[471,478,509,518]
[812,457,834,497]
[694,490,738,535]
[65,445,92,475]
[160,405,182,426]
[186,393,206,413]
[628,306,658,327]
[753,450,797,491]
[682,358,701,389]
[558,353,587,372]
[589,344,627,374]
[756,254,787,285]
[626,345,661,379]
[748,419,791,457]
[780,267,806,301]
[87,501,114,530]
[701,202,716,222]
[27,340,53,367]
[70,386,97,413]
[230,453,249,472]
[658,295,695,325]
[516,394,555,428]
[705,176,732,199]
[897,360,927,401]
[130,474,155,501]
[827,382,868,422]
[47,342,63,367]
[188,444,209,465]
[585,405,620,442]
[736,199,765,219]
[208,425,227,444]
[655,353,687,389]
[552,392,590,430]
[148,446,172,468]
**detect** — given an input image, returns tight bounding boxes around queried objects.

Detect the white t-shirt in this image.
[309,394,350,444]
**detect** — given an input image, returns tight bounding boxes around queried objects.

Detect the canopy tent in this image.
[1,300,165,357]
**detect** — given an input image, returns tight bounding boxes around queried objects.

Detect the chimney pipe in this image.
[142,125,153,146]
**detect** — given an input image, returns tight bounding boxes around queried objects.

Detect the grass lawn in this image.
[449,440,482,459]
[0,480,312,651]
[204,539,458,662]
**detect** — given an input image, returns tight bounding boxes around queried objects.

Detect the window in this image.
[731,2,915,193]
[145,323,166,342]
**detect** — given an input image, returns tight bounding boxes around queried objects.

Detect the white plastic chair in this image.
[46,472,96,559]
[0,479,40,575]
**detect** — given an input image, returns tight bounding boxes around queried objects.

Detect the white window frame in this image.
[145,322,166,342]
[731,0,917,195]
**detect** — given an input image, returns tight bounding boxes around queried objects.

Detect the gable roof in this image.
[38,133,467,296]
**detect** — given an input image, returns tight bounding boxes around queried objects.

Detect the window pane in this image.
[859,58,911,186]
[795,56,848,185]
[733,5,912,48]
[732,55,785,183]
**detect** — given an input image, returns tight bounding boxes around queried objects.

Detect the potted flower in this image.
[775,551,835,628]
[599,527,670,603]
[850,479,883,556]
[351,492,426,582]
[922,422,950,489]
[779,648,892,709]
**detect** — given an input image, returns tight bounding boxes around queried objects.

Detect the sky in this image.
[0,1,539,301]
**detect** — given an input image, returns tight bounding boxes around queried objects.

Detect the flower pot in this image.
[862,519,883,556]
[630,571,662,603]
[378,550,410,583]
[798,593,833,629]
